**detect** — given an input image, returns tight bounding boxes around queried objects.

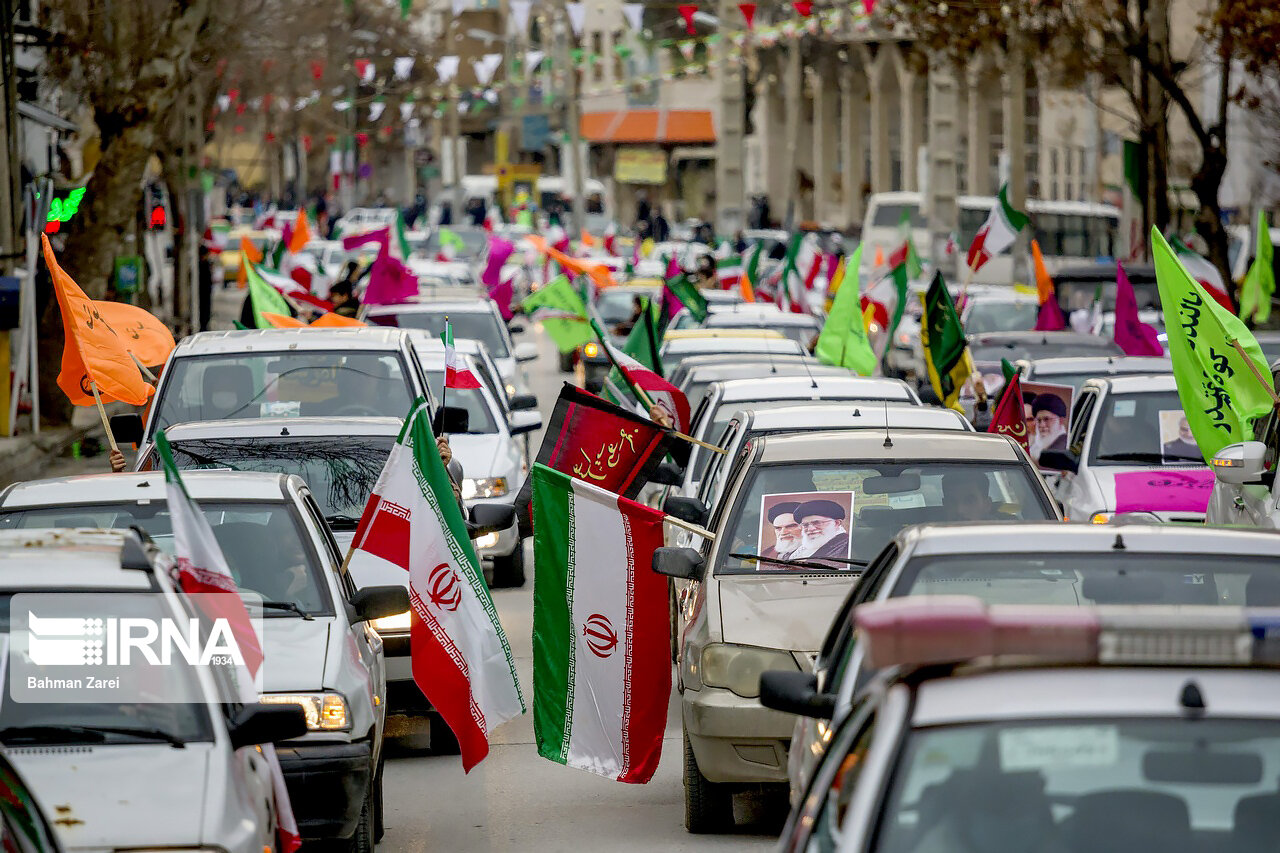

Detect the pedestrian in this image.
[635,192,651,231]
[652,210,670,243]
[197,243,214,332]
[329,280,361,318]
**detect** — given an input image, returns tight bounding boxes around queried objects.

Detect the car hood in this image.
[10,744,211,849]
[261,618,332,691]
[1089,464,1213,517]
[450,433,509,480]
[716,574,858,654]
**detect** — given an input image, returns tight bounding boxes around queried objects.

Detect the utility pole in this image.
[554,2,584,235]
[714,0,745,237]
[927,56,959,283]
[1004,20,1028,284]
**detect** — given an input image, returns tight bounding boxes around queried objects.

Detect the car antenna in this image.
[882,400,893,448]
[798,346,818,389]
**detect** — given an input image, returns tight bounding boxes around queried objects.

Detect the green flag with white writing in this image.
[520,274,594,353]
[1153,226,1275,462]
[815,246,875,376]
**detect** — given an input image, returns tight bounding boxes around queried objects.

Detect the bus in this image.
[860,191,1122,285]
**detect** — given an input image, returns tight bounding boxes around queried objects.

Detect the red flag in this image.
[678,3,697,33]
[738,1,756,27]
[987,373,1030,454]
[793,0,812,15]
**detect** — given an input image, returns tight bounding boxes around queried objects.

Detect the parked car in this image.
[651,429,1056,832]
[0,473,403,849]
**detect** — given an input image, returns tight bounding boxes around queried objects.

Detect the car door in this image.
[1056,386,1099,518]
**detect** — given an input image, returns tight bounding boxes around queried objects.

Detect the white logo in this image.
[25,611,245,667]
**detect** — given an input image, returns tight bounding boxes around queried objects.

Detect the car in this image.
[700,304,824,347]
[1050,262,1160,315]
[651,429,1056,832]
[679,376,923,503]
[0,472,400,848]
[670,354,848,410]
[1253,330,1280,365]
[968,330,1126,367]
[658,330,806,375]
[775,595,1280,852]
[779,521,1280,809]
[410,342,541,587]
[406,258,480,290]
[115,328,436,448]
[422,225,490,261]
[1205,366,1280,529]
[1044,374,1209,522]
[960,287,1041,335]
[579,282,664,388]
[0,528,307,853]
[1014,354,1172,395]
[361,298,538,397]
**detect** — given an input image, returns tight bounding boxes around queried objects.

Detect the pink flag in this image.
[1034,296,1067,331]
[344,227,418,305]
[483,236,516,320]
[1113,262,1163,356]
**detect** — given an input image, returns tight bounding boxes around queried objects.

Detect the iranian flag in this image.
[1171,236,1233,311]
[156,431,301,853]
[592,319,691,433]
[442,320,482,389]
[531,463,669,783]
[715,256,742,288]
[966,183,1029,273]
[348,403,524,771]
[776,234,809,313]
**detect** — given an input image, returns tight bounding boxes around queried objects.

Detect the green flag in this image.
[439,227,466,256]
[920,272,971,412]
[603,298,663,404]
[1153,226,1275,461]
[1240,210,1275,325]
[521,274,594,353]
[1001,358,1019,383]
[664,272,708,323]
[246,262,292,328]
[815,247,875,376]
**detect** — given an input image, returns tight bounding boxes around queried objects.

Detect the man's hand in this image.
[437,436,453,466]
[649,404,674,429]
[109,449,126,473]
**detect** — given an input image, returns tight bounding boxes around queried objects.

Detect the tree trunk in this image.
[1192,145,1231,305]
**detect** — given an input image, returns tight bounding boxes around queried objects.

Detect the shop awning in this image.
[579,109,715,144]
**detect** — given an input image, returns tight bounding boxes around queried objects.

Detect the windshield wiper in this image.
[0,724,186,747]
[252,600,315,621]
[1096,452,1200,463]
[729,552,866,572]
[324,514,361,530]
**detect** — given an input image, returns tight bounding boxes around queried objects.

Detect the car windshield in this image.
[874,719,1280,852]
[425,371,499,434]
[0,502,332,614]
[597,290,657,325]
[1088,390,1201,465]
[970,340,1124,362]
[965,301,1039,335]
[894,552,1277,606]
[706,319,819,345]
[0,592,213,745]
[716,461,1050,574]
[149,437,394,519]
[426,229,487,258]
[1032,370,1168,396]
[153,351,414,434]
[368,310,509,358]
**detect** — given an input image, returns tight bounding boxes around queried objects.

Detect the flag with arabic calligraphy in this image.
[512,383,680,538]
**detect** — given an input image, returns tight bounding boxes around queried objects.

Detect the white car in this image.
[361,298,538,398]
[668,354,847,411]
[658,333,808,375]
[701,304,824,347]
[1205,364,1280,529]
[1016,354,1173,395]
[0,472,403,849]
[111,328,436,449]
[405,258,479,290]
[0,528,307,853]
[776,596,1280,852]
[1046,374,1209,523]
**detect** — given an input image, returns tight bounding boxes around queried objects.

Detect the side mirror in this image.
[434,404,470,434]
[515,341,539,363]
[228,702,308,748]
[650,460,684,487]
[110,413,145,445]
[469,502,516,536]
[759,671,835,719]
[651,546,704,580]
[1211,441,1268,485]
[508,322,527,335]
[1038,449,1079,474]
[350,585,410,623]
[509,410,542,435]
[508,393,539,411]
[662,495,708,526]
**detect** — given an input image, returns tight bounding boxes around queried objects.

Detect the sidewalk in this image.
[0,403,136,489]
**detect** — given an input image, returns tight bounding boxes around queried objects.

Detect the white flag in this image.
[394,56,415,80]
[473,53,503,86]
[525,50,545,72]
[509,0,532,33]
[565,1,585,36]
[622,2,644,31]
[435,55,461,84]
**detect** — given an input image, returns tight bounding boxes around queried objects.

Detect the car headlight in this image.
[259,692,350,731]
[474,531,499,549]
[505,382,517,397]
[461,477,508,499]
[583,341,600,358]
[700,643,798,698]
[1090,512,1113,524]
[371,610,411,634]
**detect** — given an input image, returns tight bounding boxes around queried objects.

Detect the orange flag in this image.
[288,212,312,254]
[91,301,176,368]
[310,312,365,328]
[260,312,307,328]
[42,234,154,407]
[1031,238,1054,305]
[580,229,596,248]
[740,267,755,302]
[237,235,264,287]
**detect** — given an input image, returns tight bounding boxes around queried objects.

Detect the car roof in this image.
[2,471,294,508]
[1084,373,1180,393]
[0,529,158,590]
[685,362,849,382]
[736,403,970,432]
[662,338,803,356]
[600,283,661,293]
[174,328,408,356]
[705,310,820,327]
[970,331,1112,346]
[713,375,915,402]
[663,328,786,341]
[160,416,403,440]
[676,353,815,371]
[756,429,1020,463]
[364,300,494,315]
[897,520,1280,558]
[1028,355,1172,374]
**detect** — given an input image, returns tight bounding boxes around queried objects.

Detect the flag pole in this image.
[663,515,716,540]
[89,381,120,454]
[1226,337,1280,407]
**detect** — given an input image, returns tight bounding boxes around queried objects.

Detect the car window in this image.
[717,461,1051,575]
[697,421,740,505]
[1087,390,1199,465]
[874,719,1280,853]
[964,301,1039,335]
[0,502,333,615]
[369,310,510,358]
[1067,388,1097,454]
[153,351,414,433]
[797,706,877,853]
[425,371,500,434]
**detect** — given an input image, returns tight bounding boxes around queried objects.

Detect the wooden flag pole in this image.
[1227,337,1280,407]
[89,380,120,454]
[663,515,716,540]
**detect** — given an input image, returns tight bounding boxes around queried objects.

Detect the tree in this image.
[888,0,1280,304]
